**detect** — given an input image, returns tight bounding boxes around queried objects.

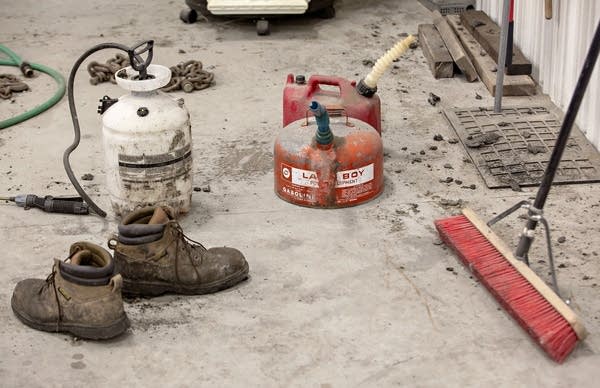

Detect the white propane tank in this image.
[101,64,193,216]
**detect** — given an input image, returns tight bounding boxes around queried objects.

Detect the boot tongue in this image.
[59,243,115,287]
[148,207,170,225]
[70,249,104,267]
[70,250,86,265]
[117,207,169,245]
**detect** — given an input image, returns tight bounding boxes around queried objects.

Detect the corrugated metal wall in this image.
[477,0,600,148]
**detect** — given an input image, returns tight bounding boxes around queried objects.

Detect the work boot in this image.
[11,242,129,340]
[109,206,249,296]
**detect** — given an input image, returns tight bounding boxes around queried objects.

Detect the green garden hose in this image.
[0,45,66,129]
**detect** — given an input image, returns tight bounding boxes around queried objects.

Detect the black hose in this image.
[63,43,130,218]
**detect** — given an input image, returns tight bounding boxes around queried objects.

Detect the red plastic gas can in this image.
[283,74,382,134]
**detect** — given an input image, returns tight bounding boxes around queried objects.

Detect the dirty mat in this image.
[444,106,600,189]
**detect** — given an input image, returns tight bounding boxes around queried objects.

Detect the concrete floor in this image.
[1,0,599,386]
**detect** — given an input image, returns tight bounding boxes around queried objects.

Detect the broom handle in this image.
[494,0,511,112]
[515,19,600,260]
[506,0,514,66]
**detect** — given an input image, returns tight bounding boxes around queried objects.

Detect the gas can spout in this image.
[309,101,333,145]
[357,35,416,97]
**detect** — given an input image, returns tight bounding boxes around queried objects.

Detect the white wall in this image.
[477,0,600,148]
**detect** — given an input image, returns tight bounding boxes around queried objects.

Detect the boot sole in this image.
[11,301,130,340]
[122,262,249,297]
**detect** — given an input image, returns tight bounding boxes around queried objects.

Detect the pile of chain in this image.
[87,55,214,92]
[0,74,29,99]
[87,53,129,85]
[161,60,214,93]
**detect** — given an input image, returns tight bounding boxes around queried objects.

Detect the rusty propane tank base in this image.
[274,101,383,208]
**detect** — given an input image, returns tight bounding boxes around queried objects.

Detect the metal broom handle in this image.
[494,0,511,112]
[515,19,600,260]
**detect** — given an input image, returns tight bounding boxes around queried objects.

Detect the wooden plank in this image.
[418,24,453,79]
[460,10,532,76]
[446,15,535,96]
[461,207,587,340]
[432,10,478,82]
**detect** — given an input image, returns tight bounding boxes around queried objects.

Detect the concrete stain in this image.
[53,224,90,236]
[70,338,82,347]
[70,361,86,370]
[276,237,303,250]
[169,130,185,151]
[217,140,272,178]
[157,38,174,47]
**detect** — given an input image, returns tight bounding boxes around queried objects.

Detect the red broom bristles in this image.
[435,214,578,363]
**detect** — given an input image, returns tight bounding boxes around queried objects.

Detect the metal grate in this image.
[417,0,475,15]
[444,106,600,189]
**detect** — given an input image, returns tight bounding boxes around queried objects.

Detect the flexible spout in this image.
[357,35,416,97]
[309,101,333,145]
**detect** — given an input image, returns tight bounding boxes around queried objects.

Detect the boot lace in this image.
[39,267,63,331]
[171,221,207,282]
[37,251,78,331]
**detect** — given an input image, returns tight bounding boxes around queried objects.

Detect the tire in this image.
[179,8,198,24]
[186,0,210,16]
[256,20,270,36]
[318,5,336,19]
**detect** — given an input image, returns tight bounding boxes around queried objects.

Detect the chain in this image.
[162,60,214,93]
[87,53,130,85]
[87,55,214,92]
[0,74,29,99]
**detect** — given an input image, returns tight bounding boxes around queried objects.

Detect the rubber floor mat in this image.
[444,106,600,189]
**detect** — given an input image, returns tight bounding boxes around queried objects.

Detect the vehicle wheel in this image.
[256,20,270,36]
[189,0,210,16]
[319,5,335,19]
[180,8,198,24]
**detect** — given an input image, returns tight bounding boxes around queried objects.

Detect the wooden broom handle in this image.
[545,0,552,20]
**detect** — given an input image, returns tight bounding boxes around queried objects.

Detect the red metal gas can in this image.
[274,101,383,208]
[283,74,382,134]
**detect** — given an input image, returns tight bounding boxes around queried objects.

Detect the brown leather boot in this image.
[11,242,129,340]
[109,206,249,297]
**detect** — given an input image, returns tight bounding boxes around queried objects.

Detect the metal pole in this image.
[494,0,511,112]
[515,20,600,261]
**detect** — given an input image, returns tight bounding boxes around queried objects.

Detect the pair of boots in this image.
[11,206,249,339]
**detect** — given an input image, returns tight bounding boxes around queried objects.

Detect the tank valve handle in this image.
[127,40,154,80]
[357,35,416,97]
[309,101,333,145]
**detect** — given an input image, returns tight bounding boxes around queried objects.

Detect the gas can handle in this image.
[302,107,354,127]
[306,75,354,96]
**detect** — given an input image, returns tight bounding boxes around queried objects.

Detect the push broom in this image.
[435,18,600,363]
